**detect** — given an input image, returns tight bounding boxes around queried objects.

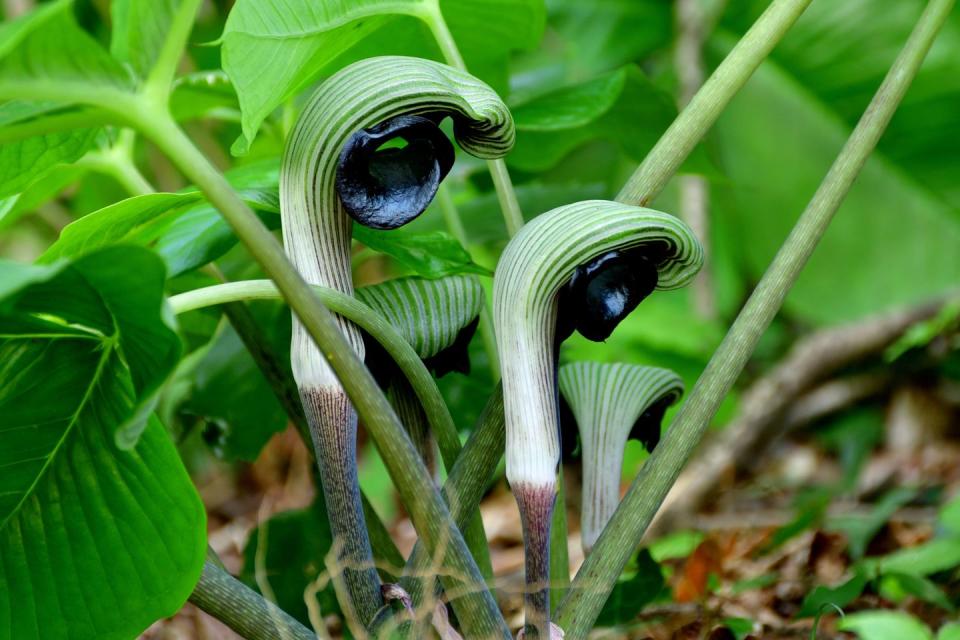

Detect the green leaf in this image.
[41,162,282,276]
[867,538,960,577]
[220,0,544,153]
[839,611,933,640]
[354,226,490,278]
[3,246,182,446]
[938,493,960,536]
[0,0,133,99]
[220,0,424,154]
[110,0,181,77]
[511,68,626,131]
[796,568,868,618]
[0,101,100,198]
[595,549,664,626]
[712,1,960,324]
[879,572,955,611]
[0,247,205,640]
[241,499,339,626]
[543,0,671,78]
[508,66,677,172]
[886,300,960,362]
[938,622,960,640]
[0,164,87,232]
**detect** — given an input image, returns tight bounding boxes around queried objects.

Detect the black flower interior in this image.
[336,114,455,230]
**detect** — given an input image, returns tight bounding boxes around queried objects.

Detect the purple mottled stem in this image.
[302,386,384,626]
[515,482,557,638]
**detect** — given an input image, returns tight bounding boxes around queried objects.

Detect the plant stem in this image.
[437,184,502,380]
[170,279,507,633]
[189,559,318,640]
[549,471,570,607]
[421,3,525,237]
[403,387,505,604]
[142,0,203,104]
[557,0,955,634]
[616,0,813,207]
[675,0,716,319]
[77,130,154,197]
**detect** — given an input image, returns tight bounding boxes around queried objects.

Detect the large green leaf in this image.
[0,0,133,99]
[711,1,960,324]
[0,247,205,640]
[354,226,490,278]
[220,0,544,153]
[542,0,672,79]
[5,246,182,445]
[508,66,678,172]
[41,160,282,276]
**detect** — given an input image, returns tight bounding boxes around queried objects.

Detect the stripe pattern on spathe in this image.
[493,200,703,487]
[356,275,485,359]
[558,362,683,551]
[281,56,514,389]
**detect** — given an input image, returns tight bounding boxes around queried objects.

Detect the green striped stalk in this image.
[558,363,683,553]
[280,55,513,627]
[493,200,702,636]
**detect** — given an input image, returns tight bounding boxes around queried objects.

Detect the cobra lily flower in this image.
[357,274,484,478]
[493,200,702,636]
[558,362,683,553]
[281,55,513,624]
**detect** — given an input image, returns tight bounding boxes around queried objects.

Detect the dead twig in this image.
[647,295,955,538]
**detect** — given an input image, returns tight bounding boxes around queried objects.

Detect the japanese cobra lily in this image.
[357,274,484,478]
[558,362,684,553]
[281,56,513,625]
[493,200,702,636]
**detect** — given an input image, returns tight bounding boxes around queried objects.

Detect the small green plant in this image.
[0,0,956,639]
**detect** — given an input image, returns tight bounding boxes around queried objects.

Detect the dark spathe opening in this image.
[556,247,661,344]
[336,114,455,230]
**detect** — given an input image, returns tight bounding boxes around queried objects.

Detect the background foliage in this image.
[0,0,959,638]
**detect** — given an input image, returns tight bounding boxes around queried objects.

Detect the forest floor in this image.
[142,418,960,640]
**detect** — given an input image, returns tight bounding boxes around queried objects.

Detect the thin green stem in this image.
[557,0,955,635]
[77,130,154,197]
[485,157,525,236]
[403,387,505,605]
[420,3,525,237]
[143,111,508,637]
[550,472,570,607]
[437,185,501,380]
[142,0,203,104]
[189,559,318,640]
[616,0,813,207]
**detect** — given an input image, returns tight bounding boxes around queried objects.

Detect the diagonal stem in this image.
[557,0,956,635]
[617,0,814,207]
